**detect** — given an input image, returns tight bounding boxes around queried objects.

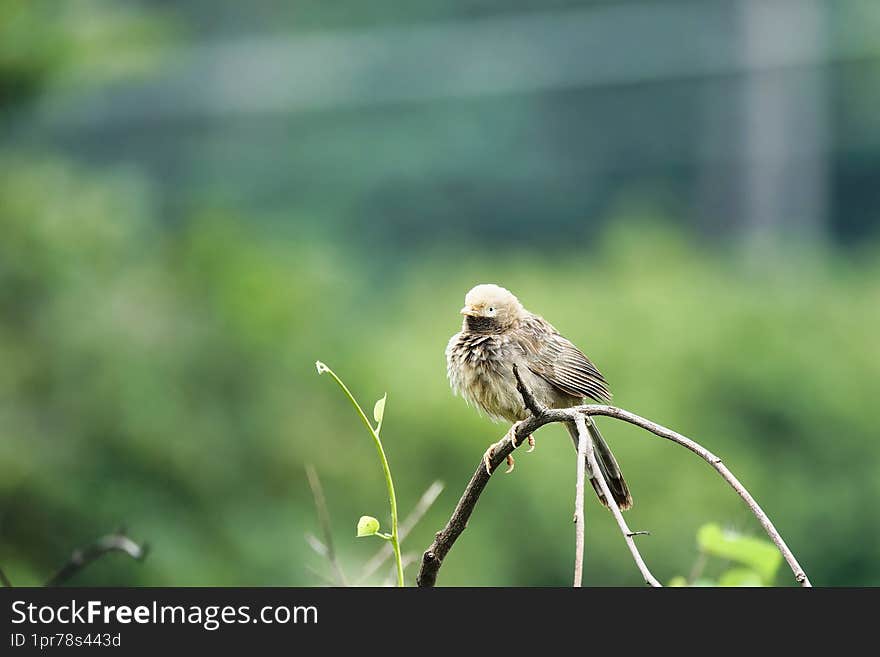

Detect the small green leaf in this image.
[697,523,782,584]
[718,568,765,587]
[373,394,387,425]
[356,515,380,537]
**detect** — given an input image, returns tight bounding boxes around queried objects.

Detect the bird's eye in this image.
[488,307,495,314]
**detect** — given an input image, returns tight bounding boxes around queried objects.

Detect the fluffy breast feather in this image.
[445,331,525,422]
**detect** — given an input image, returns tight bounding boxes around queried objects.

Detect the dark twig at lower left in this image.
[45,533,148,587]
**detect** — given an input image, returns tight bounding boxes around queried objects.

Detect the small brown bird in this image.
[446,283,632,510]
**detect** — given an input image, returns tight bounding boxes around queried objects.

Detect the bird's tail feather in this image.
[566,418,633,511]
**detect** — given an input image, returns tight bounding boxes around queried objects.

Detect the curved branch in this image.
[417,366,811,587]
[46,533,148,587]
[570,404,811,587]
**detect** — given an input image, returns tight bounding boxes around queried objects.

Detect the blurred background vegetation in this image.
[1,0,879,587]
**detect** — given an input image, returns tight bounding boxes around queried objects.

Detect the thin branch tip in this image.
[45,532,148,587]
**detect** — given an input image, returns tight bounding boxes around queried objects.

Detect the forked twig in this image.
[574,414,660,587]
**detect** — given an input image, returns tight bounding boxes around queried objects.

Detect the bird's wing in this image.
[516,316,612,403]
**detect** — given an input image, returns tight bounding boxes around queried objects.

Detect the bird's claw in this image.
[506,422,520,449]
[485,422,527,475]
[483,444,496,475]
[483,445,517,475]
[526,435,535,453]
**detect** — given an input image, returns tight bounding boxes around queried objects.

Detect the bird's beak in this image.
[460,305,479,316]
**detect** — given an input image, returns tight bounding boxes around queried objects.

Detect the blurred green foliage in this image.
[0,0,170,104]
[1,154,878,586]
[696,523,781,584]
[669,523,782,587]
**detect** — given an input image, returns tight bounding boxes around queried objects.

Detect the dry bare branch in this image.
[417,364,811,587]
[572,416,588,587]
[574,414,661,587]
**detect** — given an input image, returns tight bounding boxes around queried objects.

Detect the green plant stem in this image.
[318,364,404,587]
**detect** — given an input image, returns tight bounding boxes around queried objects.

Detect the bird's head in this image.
[459,283,525,333]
